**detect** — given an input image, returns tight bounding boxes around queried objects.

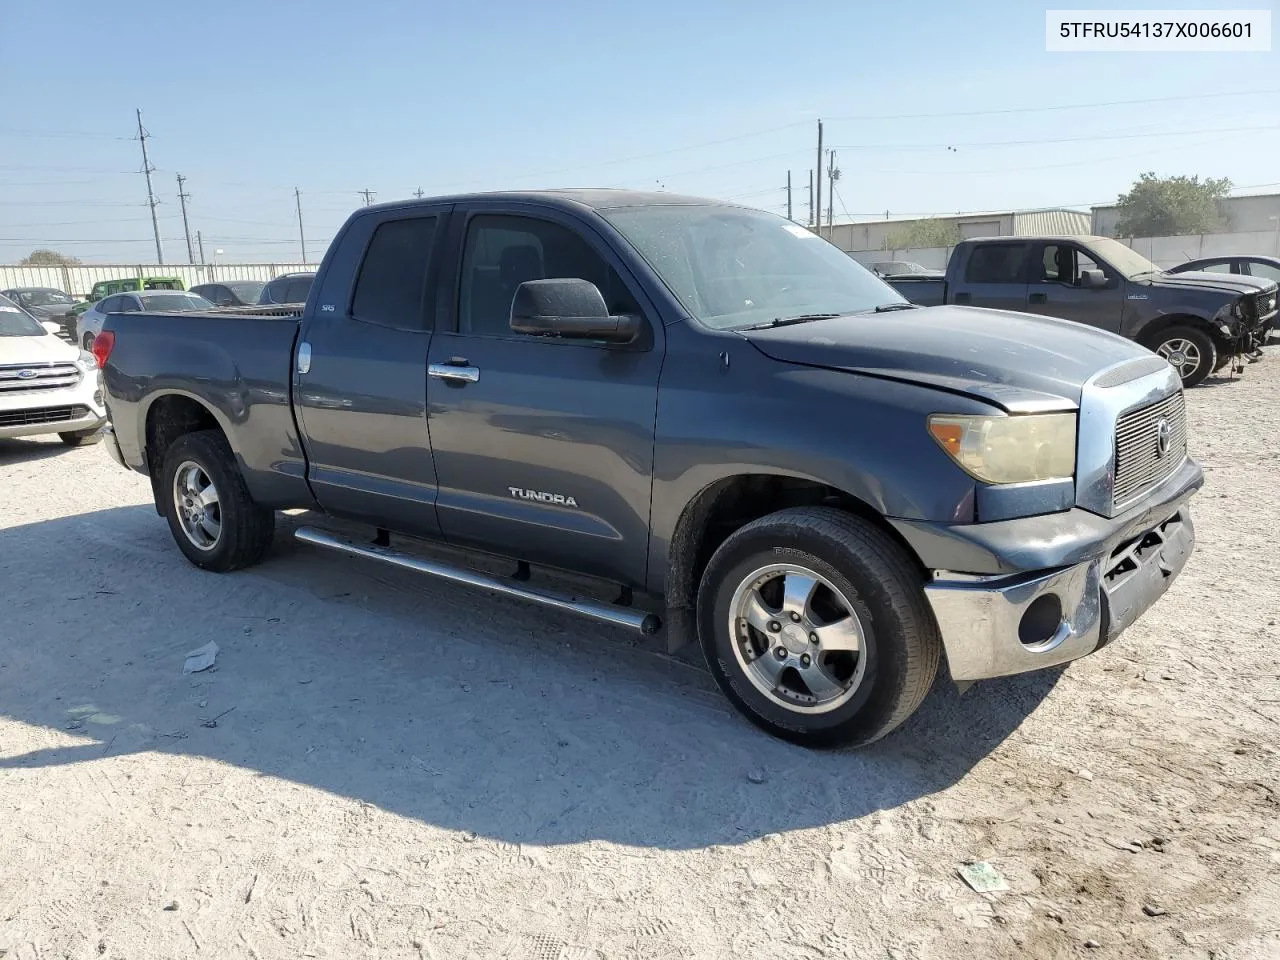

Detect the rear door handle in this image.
[428,361,480,384]
[1029,293,1047,304]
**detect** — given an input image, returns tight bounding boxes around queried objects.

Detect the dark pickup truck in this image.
[98,191,1202,747]
[887,235,1278,387]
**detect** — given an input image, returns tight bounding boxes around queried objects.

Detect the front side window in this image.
[1249,261,1280,282]
[459,215,638,337]
[1039,245,1102,285]
[352,217,437,330]
[965,244,1027,284]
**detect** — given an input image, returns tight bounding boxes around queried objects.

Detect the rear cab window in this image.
[964,244,1028,284]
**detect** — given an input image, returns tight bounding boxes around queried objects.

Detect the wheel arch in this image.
[664,472,927,617]
[1132,311,1229,349]
[142,392,235,514]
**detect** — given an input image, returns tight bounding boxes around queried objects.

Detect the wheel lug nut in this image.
[809,633,819,644]
[789,612,801,623]
[801,654,811,667]
[767,621,780,632]
[775,647,788,660]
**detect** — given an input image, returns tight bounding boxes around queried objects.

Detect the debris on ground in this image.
[182,641,219,675]
[746,768,767,784]
[1143,904,1168,917]
[957,861,1009,894]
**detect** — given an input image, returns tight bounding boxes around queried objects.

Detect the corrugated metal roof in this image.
[837,207,1089,229]
[1012,209,1092,235]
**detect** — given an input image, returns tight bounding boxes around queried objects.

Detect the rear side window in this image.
[965,244,1027,284]
[284,277,314,304]
[352,218,437,330]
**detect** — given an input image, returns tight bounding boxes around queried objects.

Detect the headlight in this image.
[76,351,99,373]
[1232,301,1245,320]
[928,412,1076,484]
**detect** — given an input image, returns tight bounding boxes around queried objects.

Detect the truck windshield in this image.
[601,204,904,330]
[0,297,45,337]
[1088,238,1162,279]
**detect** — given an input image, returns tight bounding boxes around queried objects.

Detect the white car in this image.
[1,295,107,446]
[76,290,213,350]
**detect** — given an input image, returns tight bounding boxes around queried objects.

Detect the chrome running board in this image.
[294,526,662,636]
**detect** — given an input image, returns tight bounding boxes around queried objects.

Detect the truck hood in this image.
[1151,271,1275,296]
[0,332,78,364]
[741,305,1155,411]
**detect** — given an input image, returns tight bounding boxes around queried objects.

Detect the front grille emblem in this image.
[1155,418,1171,458]
[16,369,38,380]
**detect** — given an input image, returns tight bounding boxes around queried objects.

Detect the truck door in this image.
[1023,242,1125,332]
[424,206,664,588]
[293,206,450,537]
[950,242,1030,312]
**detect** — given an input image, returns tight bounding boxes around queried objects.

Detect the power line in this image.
[828,122,1280,153]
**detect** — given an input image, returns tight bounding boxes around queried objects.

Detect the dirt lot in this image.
[2,362,1278,960]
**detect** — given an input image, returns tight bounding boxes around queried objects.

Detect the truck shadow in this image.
[0,437,81,465]
[0,504,1062,850]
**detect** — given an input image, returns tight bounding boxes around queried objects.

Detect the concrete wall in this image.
[0,262,318,299]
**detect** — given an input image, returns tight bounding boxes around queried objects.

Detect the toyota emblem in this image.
[1155,418,1171,458]
[16,369,38,380]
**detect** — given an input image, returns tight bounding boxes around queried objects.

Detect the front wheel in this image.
[1148,325,1218,387]
[697,507,941,748]
[81,332,95,351]
[160,429,275,571]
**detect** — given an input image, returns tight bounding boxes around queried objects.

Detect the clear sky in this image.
[2,0,1277,263]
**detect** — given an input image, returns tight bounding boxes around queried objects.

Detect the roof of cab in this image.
[360,188,729,216]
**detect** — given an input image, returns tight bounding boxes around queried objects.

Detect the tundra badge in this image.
[509,487,578,508]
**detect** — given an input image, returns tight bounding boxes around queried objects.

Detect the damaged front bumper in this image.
[897,459,1203,683]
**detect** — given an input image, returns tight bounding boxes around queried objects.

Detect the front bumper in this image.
[0,374,107,441]
[925,506,1194,681]
[909,457,1202,683]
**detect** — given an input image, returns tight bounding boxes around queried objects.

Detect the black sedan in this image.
[190,280,266,307]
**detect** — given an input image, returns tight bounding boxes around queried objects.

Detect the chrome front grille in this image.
[1256,290,1278,322]
[1113,391,1188,509]
[0,362,82,395]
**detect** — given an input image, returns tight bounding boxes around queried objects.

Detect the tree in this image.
[885,218,961,250]
[1112,173,1232,238]
[19,249,81,266]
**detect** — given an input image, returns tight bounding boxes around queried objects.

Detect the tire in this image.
[81,332,95,351]
[696,506,941,749]
[1146,325,1217,387]
[59,428,103,446]
[159,429,275,572]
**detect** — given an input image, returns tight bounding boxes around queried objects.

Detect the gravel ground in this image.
[1,361,1278,960]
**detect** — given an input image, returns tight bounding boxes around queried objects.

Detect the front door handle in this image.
[1029,293,1047,304]
[428,362,480,384]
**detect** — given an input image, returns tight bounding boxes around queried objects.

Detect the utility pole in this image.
[197,230,205,264]
[815,119,823,236]
[359,189,376,207]
[785,171,793,222]
[136,108,163,264]
[808,169,814,226]
[827,150,840,230]
[176,174,194,264]
[413,187,425,199]
[294,187,307,263]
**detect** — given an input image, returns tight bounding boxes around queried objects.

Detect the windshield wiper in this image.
[739,313,841,331]
[872,302,919,313]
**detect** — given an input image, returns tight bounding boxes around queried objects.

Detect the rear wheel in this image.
[696,507,941,748]
[81,332,95,351]
[160,430,275,571]
[1147,325,1217,387]
[59,428,102,446]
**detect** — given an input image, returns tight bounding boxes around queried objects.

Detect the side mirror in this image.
[510,278,640,343]
[40,320,61,336]
[1082,269,1108,289]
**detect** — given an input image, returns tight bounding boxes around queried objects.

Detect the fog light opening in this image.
[1019,593,1064,647]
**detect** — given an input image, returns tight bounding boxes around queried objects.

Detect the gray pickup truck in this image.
[887,235,1277,387]
[97,191,1202,747]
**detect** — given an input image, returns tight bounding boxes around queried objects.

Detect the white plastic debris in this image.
[183,641,219,674]
[958,861,1009,893]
